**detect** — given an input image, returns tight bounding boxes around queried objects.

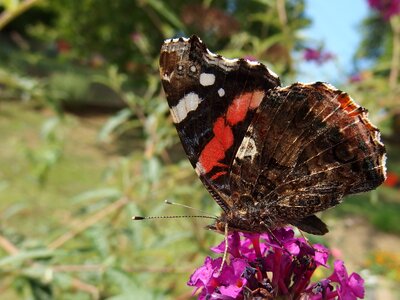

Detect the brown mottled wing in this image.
[230,82,386,233]
[159,36,280,211]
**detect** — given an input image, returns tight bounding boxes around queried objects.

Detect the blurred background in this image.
[0,0,399,299]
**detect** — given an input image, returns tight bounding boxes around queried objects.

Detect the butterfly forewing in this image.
[159,36,280,210]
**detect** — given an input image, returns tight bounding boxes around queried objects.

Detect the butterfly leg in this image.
[219,222,229,273]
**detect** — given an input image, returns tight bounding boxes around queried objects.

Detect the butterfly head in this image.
[206,211,273,234]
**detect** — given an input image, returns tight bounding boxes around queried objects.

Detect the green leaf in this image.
[28,277,53,300]
[98,108,133,142]
[107,292,162,300]
[0,249,55,268]
[144,0,184,29]
[71,188,122,204]
[86,225,110,258]
[2,0,20,11]
[105,269,164,300]
[40,117,60,140]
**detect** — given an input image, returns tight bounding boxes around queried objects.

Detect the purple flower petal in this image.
[241,235,270,260]
[260,227,299,253]
[308,279,335,300]
[219,280,245,298]
[286,240,301,255]
[329,260,348,283]
[328,260,365,300]
[188,256,221,291]
[313,244,329,267]
[211,231,241,257]
[348,273,365,298]
[210,240,225,254]
[219,258,248,284]
[188,229,365,300]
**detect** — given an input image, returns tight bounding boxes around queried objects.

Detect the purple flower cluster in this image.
[303,48,334,65]
[368,0,400,20]
[188,228,365,300]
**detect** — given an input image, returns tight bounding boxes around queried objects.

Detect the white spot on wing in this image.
[246,59,260,66]
[222,57,239,64]
[237,135,257,161]
[381,153,387,178]
[164,37,190,44]
[161,36,280,79]
[162,72,172,82]
[206,48,218,57]
[218,88,225,97]
[170,92,203,123]
[267,68,279,79]
[321,82,338,91]
[195,162,205,175]
[199,73,216,86]
[203,49,238,71]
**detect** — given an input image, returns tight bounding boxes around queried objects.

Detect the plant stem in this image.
[48,197,129,250]
[0,0,42,30]
[389,17,400,91]
[277,0,288,25]
[0,234,19,255]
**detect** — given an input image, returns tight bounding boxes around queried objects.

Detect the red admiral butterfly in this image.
[159,35,387,235]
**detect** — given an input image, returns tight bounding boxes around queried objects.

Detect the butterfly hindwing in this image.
[229,82,386,232]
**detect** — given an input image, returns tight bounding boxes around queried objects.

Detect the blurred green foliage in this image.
[0,0,399,299]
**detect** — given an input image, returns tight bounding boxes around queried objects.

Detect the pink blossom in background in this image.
[303,47,335,65]
[243,55,258,62]
[130,32,142,43]
[349,73,363,83]
[368,0,400,20]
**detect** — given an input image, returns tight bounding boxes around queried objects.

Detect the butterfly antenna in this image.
[132,215,217,221]
[164,199,215,217]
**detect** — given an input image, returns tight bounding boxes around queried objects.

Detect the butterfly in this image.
[159,35,386,235]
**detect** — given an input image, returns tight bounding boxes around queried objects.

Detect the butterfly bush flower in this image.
[188,228,365,300]
[368,0,400,20]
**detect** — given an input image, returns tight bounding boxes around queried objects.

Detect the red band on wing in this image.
[211,171,228,181]
[337,93,378,131]
[338,93,358,113]
[199,117,233,174]
[198,90,264,177]
[226,91,264,125]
